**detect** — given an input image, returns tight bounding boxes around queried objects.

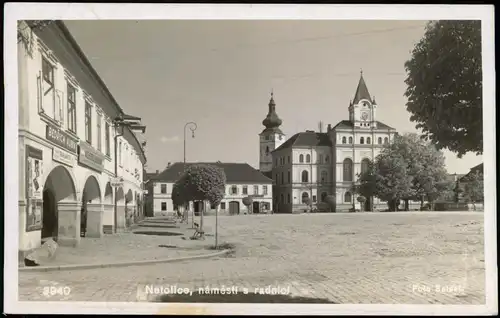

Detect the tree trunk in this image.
[200,201,205,238]
[404,199,409,211]
[420,197,424,209]
[215,205,218,248]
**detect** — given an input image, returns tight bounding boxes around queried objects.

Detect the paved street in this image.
[19,212,485,304]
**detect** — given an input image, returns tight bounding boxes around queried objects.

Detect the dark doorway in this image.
[41,189,58,239]
[81,192,88,237]
[229,201,240,215]
[252,201,260,214]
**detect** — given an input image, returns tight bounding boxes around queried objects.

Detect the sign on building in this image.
[26,145,43,232]
[110,177,124,188]
[52,147,76,167]
[78,142,105,173]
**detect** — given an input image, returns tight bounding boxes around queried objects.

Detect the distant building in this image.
[264,72,410,213]
[145,162,273,216]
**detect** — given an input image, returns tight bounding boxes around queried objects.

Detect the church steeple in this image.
[352,70,373,104]
[259,90,286,173]
[349,71,378,129]
[262,90,283,134]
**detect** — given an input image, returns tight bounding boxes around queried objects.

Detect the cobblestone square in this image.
[18,212,486,304]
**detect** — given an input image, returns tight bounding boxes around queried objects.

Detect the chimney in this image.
[167,162,171,168]
[327,124,332,132]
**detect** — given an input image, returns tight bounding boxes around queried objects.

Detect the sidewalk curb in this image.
[19,249,231,273]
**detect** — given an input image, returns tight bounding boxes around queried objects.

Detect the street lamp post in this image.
[183,122,197,227]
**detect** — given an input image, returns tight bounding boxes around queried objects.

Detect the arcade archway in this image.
[42,165,77,240]
[81,175,102,237]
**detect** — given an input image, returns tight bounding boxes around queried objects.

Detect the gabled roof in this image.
[153,162,273,184]
[273,131,332,153]
[460,163,483,181]
[332,120,395,130]
[352,73,372,104]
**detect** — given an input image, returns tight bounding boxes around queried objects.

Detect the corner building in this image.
[267,73,406,213]
[17,21,146,258]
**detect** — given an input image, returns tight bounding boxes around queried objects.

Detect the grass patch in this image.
[155,291,335,303]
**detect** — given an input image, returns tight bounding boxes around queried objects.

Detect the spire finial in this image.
[271,88,274,98]
[360,68,363,76]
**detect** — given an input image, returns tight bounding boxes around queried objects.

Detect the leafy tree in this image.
[356,196,366,212]
[373,152,413,211]
[325,195,336,212]
[404,20,482,158]
[180,164,226,237]
[463,170,484,210]
[382,133,450,210]
[355,160,377,211]
[242,196,253,214]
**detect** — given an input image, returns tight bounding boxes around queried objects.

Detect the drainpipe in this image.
[113,118,124,233]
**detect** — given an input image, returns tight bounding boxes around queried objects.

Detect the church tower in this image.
[259,91,285,173]
[348,71,378,129]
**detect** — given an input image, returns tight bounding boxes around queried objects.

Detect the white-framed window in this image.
[105,122,111,156]
[85,101,92,144]
[66,82,77,133]
[161,184,167,194]
[242,186,248,195]
[254,185,259,195]
[97,111,102,151]
[231,185,238,195]
[40,56,56,118]
[263,186,268,195]
[161,202,167,211]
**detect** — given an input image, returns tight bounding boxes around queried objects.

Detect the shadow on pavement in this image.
[155,292,336,303]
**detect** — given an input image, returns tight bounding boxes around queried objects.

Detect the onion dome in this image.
[261,92,283,134]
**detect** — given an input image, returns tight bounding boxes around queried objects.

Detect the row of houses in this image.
[18,21,147,259]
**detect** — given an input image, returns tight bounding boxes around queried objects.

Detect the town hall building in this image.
[260,72,399,213]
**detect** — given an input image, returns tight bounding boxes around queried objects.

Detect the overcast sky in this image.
[63,19,483,174]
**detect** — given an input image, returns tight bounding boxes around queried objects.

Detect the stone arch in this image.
[125,189,134,204]
[116,187,125,205]
[301,170,309,183]
[43,165,78,202]
[299,154,304,163]
[82,175,102,204]
[348,136,353,144]
[343,158,353,182]
[306,154,311,163]
[104,182,113,205]
[41,165,78,240]
[378,137,382,144]
[342,136,347,144]
[301,192,309,203]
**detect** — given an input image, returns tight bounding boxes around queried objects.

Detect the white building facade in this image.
[17,21,146,258]
[146,162,273,216]
[268,72,410,213]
